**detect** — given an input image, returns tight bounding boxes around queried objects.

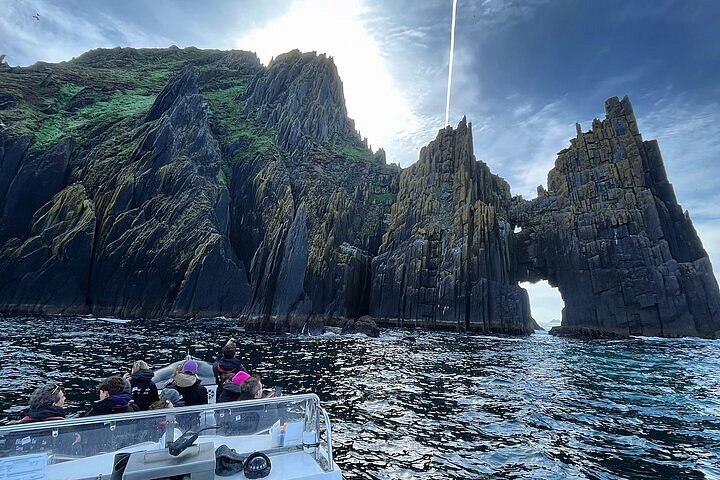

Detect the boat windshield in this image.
[0,393,335,478]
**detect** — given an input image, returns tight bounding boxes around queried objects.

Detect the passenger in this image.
[165,360,207,432]
[136,387,182,442]
[217,371,251,403]
[239,376,264,400]
[83,376,140,416]
[2,383,81,455]
[128,360,159,411]
[167,359,208,406]
[149,388,182,410]
[217,376,280,435]
[170,363,183,386]
[213,338,247,399]
[20,383,67,422]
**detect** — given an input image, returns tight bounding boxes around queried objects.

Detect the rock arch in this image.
[510,97,720,338]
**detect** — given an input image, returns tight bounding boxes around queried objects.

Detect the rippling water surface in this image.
[1,316,719,479]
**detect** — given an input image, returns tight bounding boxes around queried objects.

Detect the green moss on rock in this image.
[33,87,156,151]
[201,83,278,181]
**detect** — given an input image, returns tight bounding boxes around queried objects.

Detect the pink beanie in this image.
[231,371,250,385]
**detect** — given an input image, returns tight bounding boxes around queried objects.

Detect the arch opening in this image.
[521,280,564,331]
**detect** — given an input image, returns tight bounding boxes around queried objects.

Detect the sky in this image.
[1,0,719,327]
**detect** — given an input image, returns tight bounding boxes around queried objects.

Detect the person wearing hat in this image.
[212,338,247,400]
[167,359,208,407]
[149,387,183,409]
[217,376,280,435]
[143,387,184,443]
[217,370,251,403]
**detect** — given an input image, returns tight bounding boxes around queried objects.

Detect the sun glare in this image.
[234,0,418,154]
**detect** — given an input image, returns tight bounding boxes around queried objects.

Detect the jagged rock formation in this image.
[0,184,95,313]
[0,139,70,243]
[511,97,720,338]
[229,50,398,331]
[0,47,398,330]
[243,50,361,157]
[371,119,533,334]
[88,67,250,317]
[0,47,717,338]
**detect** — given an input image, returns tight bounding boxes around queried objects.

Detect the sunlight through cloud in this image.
[234,0,419,156]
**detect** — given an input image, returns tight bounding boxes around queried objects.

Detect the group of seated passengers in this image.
[2,338,282,456]
[16,337,271,424]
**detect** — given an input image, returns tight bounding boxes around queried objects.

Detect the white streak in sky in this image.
[445,0,458,127]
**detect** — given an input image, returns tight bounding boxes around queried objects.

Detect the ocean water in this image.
[0,315,718,479]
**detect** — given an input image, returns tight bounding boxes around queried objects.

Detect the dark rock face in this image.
[88,69,250,318]
[0,184,95,314]
[0,137,70,244]
[512,97,720,338]
[370,119,534,334]
[231,50,400,331]
[341,315,380,338]
[243,49,360,157]
[0,47,717,339]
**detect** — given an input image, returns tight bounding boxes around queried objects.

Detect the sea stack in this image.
[512,96,720,338]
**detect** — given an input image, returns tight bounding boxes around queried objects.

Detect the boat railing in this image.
[0,393,335,473]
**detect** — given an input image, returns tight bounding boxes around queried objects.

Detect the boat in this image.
[0,360,342,479]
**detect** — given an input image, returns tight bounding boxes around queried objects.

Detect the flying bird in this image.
[32,12,40,21]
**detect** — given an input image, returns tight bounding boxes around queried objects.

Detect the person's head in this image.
[222,345,237,360]
[231,370,250,386]
[29,384,65,409]
[159,388,181,407]
[132,360,150,373]
[99,376,125,399]
[240,376,263,399]
[182,359,198,375]
[122,376,132,394]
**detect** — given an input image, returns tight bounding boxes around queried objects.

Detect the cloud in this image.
[0,0,172,65]
[461,0,551,30]
[234,0,420,159]
[469,96,592,198]
[637,93,720,214]
[588,68,646,99]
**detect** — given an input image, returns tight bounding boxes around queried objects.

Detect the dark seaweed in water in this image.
[1,316,719,479]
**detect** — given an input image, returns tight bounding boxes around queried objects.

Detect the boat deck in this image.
[49,435,337,479]
[0,394,341,480]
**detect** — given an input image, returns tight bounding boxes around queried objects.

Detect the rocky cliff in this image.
[511,97,720,338]
[0,47,717,338]
[0,47,398,331]
[370,119,533,334]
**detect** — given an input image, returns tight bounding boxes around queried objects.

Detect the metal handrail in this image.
[0,393,322,433]
[0,392,338,473]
